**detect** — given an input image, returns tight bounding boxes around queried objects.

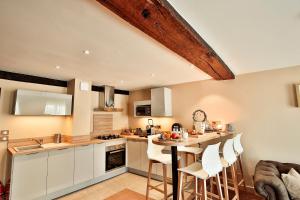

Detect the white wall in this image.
[129,66,300,186]
[0,79,72,139]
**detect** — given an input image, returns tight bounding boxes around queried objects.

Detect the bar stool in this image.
[178,146,203,198]
[233,134,246,190]
[220,138,239,200]
[146,135,180,200]
[178,143,224,200]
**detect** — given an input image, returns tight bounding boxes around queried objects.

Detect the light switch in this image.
[80,81,90,91]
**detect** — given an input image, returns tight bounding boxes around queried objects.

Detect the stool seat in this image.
[221,157,230,168]
[146,135,181,200]
[178,146,203,155]
[150,154,180,165]
[178,143,224,200]
[178,162,209,179]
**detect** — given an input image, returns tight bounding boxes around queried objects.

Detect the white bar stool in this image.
[146,135,181,200]
[220,138,239,200]
[178,143,224,200]
[233,133,246,190]
[178,146,203,198]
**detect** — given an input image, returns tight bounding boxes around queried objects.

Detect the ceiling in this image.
[0,0,300,90]
[168,0,300,74]
[0,0,209,90]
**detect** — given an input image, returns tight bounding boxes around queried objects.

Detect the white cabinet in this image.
[47,148,74,194]
[127,140,141,170]
[11,152,48,200]
[151,87,172,117]
[94,143,105,178]
[74,144,94,184]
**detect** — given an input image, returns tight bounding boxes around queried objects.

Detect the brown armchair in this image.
[254,160,300,200]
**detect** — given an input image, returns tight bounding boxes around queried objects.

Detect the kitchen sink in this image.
[14,143,71,152]
[14,144,43,152]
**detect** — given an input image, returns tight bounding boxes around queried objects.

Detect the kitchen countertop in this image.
[8,139,105,156]
[120,135,148,142]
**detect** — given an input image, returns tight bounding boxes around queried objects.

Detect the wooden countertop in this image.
[152,132,235,146]
[120,135,148,142]
[8,139,105,156]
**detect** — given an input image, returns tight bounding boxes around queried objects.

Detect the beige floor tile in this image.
[58,172,195,200]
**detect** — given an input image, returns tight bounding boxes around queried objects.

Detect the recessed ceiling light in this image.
[55,65,60,69]
[83,50,90,55]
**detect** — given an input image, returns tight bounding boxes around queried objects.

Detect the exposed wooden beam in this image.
[96,0,235,80]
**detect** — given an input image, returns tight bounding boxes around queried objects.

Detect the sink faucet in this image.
[33,138,44,145]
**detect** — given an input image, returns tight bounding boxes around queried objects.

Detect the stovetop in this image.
[97,134,121,140]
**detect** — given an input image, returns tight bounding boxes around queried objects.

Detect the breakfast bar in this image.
[152,132,235,200]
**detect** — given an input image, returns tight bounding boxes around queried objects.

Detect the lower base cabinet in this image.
[47,148,75,194]
[127,140,172,179]
[11,152,48,200]
[74,144,94,184]
[94,143,106,178]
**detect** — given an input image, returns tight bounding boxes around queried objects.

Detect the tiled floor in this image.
[58,173,261,200]
[58,173,172,200]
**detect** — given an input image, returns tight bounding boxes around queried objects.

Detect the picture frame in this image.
[296,84,300,107]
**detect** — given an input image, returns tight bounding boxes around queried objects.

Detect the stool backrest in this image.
[147,135,165,160]
[201,142,222,177]
[222,138,237,165]
[233,133,244,155]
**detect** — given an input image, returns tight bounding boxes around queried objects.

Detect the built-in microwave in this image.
[134,100,151,117]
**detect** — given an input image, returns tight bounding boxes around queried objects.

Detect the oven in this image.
[105,143,126,172]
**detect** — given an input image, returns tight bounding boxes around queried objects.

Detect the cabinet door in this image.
[74,144,94,185]
[47,148,74,194]
[127,140,141,170]
[94,143,105,178]
[140,141,149,172]
[11,152,48,200]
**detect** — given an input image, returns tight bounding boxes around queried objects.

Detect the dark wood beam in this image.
[95,0,235,80]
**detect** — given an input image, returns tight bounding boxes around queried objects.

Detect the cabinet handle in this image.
[57,148,69,151]
[109,149,125,154]
[25,152,40,155]
[79,144,90,147]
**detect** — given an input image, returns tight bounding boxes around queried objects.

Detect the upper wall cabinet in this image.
[12,89,72,116]
[151,87,172,117]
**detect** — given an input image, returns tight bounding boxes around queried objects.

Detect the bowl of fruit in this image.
[160,132,182,142]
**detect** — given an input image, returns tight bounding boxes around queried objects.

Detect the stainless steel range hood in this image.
[94,85,123,112]
[104,85,115,108]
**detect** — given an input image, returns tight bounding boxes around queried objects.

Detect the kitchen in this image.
[0,75,244,200]
[0,76,182,199]
[1,0,300,200]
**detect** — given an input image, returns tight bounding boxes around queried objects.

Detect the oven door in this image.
[106,148,126,171]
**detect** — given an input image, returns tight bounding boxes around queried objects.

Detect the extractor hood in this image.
[94,85,123,112]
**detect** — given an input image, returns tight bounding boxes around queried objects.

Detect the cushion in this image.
[282,168,300,199]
